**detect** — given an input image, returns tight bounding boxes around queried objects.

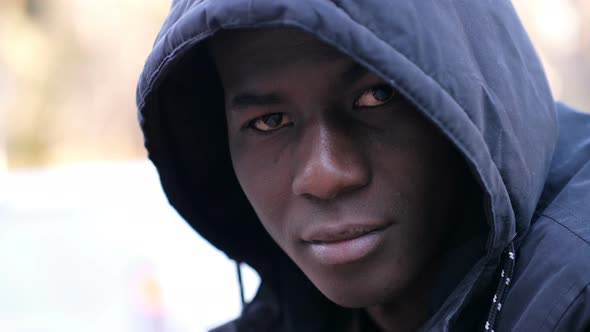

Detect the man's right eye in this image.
[248,113,293,133]
[353,84,396,108]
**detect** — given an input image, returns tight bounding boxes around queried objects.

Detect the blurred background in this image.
[0,0,588,331]
[0,1,260,331]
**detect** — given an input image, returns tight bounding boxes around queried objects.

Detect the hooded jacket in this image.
[136,1,590,331]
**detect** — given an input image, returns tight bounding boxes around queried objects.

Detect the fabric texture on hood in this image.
[136,0,560,330]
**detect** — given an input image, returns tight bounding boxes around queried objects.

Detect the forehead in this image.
[208,28,352,79]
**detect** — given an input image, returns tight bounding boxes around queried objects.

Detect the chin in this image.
[317,280,392,308]
[302,264,403,309]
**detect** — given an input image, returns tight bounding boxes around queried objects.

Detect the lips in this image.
[301,221,392,265]
[302,223,389,243]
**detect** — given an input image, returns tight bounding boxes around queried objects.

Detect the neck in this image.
[366,300,427,332]
[364,264,435,332]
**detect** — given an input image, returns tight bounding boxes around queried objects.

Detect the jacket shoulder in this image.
[497,207,590,331]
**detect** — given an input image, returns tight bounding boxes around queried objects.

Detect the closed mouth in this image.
[301,221,393,244]
[301,221,393,265]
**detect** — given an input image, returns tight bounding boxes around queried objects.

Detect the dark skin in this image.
[210,28,465,332]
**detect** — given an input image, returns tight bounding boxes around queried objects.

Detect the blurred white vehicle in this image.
[0,161,260,332]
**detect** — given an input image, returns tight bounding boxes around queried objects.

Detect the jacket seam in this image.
[553,201,590,225]
[551,281,590,332]
[540,212,590,247]
[538,279,580,331]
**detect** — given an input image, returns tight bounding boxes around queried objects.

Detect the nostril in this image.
[300,180,369,202]
[292,124,371,201]
[299,192,329,204]
[292,162,371,201]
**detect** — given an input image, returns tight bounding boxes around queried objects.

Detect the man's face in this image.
[210,29,463,308]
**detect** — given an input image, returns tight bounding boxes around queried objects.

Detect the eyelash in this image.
[245,115,293,135]
[353,84,396,108]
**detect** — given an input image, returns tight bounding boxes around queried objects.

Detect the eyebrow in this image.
[228,93,286,111]
[341,61,371,83]
[227,61,371,111]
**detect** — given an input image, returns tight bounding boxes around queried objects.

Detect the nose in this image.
[292,122,371,201]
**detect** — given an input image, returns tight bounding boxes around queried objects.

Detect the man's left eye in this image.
[354,85,396,108]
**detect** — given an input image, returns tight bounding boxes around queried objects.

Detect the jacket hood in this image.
[137,0,557,329]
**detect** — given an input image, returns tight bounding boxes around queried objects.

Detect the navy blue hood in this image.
[137,0,558,330]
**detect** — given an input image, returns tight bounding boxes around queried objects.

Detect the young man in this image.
[137,1,590,331]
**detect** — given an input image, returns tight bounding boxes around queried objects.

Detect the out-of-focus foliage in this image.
[514,0,590,111]
[0,0,589,169]
[0,0,168,169]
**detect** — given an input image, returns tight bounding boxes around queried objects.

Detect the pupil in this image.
[373,86,392,101]
[263,114,282,127]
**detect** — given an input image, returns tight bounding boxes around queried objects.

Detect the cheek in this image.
[230,141,294,242]
[371,125,459,240]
